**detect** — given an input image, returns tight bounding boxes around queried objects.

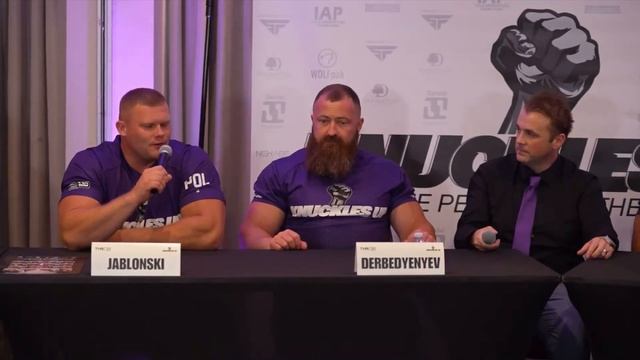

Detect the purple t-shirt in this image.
[253,149,416,248]
[60,136,224,229]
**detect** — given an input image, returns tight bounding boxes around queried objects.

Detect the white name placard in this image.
[355,242,445,276]
[91,242,181,277]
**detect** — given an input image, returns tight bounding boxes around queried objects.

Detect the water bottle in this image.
[413,231,425,243]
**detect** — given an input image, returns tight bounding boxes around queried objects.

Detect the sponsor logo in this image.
[318,48,338,68]
[261,97,286,124]
[427,53,444,66]
[367,44,397,61]
[372,84,389,98]
[66,181,91,191]
[311,49,344,80]
[364,3,400,13]
[475,0,509,11]
[423,93,448,120]
[585,5,620,14]
[265,57,282,71]
[254,149,290,159]
[422,14,452,30]
[314,6,344,27]
[260,19,289,35]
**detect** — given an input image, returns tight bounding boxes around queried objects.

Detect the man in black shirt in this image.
[455,91,618,360]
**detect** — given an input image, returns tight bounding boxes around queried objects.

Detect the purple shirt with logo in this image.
[253,149,416,248]
[61,136,224,229]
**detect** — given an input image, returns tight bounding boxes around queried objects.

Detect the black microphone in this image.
[151,145,173,194]
[482,231,497,245]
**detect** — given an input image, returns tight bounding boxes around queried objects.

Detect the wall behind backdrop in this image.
[251,0,640,250]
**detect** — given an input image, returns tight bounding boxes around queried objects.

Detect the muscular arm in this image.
[390,201,436,242]
[633,215,640,252]
[59,165,169,250]
[240,202,305,250]
[60,195,225,250]
[59,193,141,250]
[109,199,225,250]
[240,202,285,249]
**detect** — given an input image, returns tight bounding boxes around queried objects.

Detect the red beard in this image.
[305,135,358,179]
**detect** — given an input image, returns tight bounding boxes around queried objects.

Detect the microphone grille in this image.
[481,231,496,245]
[159,144,173,157]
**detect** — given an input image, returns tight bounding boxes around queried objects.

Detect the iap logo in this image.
[260,18,290,35]
[327,184,352,206]
[421,14,452,30]
[367,44,397,61]
[491,9,600,134]
[314,6,344,27]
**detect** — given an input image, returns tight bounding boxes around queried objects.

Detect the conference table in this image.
[564,251,640,360]
[0,247,560,360]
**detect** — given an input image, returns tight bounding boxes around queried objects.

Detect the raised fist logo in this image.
[491,9,600,134]
[327,184,352,206]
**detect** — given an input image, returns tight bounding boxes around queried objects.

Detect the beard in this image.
[305,134,358,179]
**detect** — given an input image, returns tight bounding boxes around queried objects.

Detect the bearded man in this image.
[241,83,435,249]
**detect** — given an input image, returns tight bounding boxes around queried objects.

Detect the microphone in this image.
[157,144,173,167]
[151,145,173,194]
[482,231,497,245]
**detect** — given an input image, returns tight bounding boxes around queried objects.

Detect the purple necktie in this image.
[512,176,541,255]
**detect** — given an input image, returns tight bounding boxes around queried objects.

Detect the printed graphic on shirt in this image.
[184,172,211,190]
[290,183,388,219]
[122,214,182,229]
[327,184,352,205]
[66,181,91,191]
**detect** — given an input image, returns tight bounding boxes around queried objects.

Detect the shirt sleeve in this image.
[252,161,288,212]
[454,165,491,248]
[578,175,619,247]
[388,168,417,210]
[179,147,225,207]
[60,151,105,203]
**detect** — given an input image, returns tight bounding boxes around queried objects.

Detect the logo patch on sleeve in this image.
[67,181,91,191]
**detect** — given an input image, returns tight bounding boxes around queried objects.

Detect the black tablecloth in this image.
[564,251,640,360]
[0,248,559,360]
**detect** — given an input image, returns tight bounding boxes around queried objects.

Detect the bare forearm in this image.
[59,193,140,250]
[110,216,223,250]
[241,224,274,250]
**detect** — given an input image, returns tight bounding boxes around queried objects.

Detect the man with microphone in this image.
[59,88,225,250]
[455,90,618,360]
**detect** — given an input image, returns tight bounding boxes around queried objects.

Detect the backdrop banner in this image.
[251,0,639,250]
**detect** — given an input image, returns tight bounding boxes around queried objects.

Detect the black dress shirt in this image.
[454,154,618,274]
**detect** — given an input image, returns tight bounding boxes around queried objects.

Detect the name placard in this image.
[355,242,445,276]
[91,242,181,277]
